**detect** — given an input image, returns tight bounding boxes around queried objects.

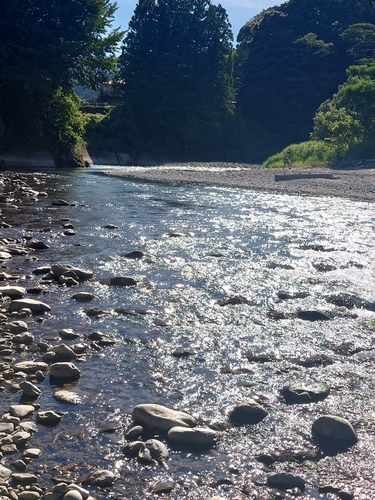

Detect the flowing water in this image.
[1,166,375,499]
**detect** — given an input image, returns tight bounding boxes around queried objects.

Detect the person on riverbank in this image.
[283,151,291,174]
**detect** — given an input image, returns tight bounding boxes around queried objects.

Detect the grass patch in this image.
[263,140,336,169]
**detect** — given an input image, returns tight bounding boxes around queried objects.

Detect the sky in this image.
[112,0,283,41]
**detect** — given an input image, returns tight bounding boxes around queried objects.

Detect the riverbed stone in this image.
[53,390,81,405]
[296,310,332,321]
[46,344,77,362]
[6,321,28,334]
[70,292,96,302]
[0,286,26,299]
[9,405,35,418]
[122,441,144,457]
[19,381,42,399]
[132,403,196,431]
[66,484,90,500]
[49,362,81,382]
[51,264,93,281]
[312,415,358,451]
[11,472,38,485]
[109,276,137,286]
[281,383,330,404]
[63,491,83,500]
[11,430,32,446]
[143,439,169,461]
[87,469,115,487]
[52,199,70,206]
[167,426,218,448]
[22,448,42,460]
[59,329,81,340]
[13,361,48,374]
[124,251,144,260]
[13,332,34,344]
[0,464,12,482]
[229,400,268,425]
[17,491,41,500]
[8,299,51,314]
[267,473,306,491]
[0,422,14,433]
[36,410,63,426]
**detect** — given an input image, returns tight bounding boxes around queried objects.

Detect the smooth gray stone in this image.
[132,403,196,431]
[167,426,218,448]
[49,362,81,381]
[8,298,51,313]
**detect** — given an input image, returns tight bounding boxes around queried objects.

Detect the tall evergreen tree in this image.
[117,0,234,158]
[0,0,123,165]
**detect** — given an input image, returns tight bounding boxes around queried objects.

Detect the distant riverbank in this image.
[101,160,375,202]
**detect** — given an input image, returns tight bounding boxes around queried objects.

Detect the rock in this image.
[53,390,81,405]
[8,298,51,313]
[132,403,196,431]
[6,320,28,333]
[281,383,330,404]
[19,381,42,399]
[124,251,144,259]
[296,310,331,321]
[13,332,34,344]
[27,239,50,250]
[63,491,83,500]
[11,430,32,445]
[86,469,115,487]
[37,410,63,426]
[0,422,14,433]
[32,266,52,275]
[0,286,26,299]
[13,361,48,374]
[109,276,137,286]
[51,264,93,281]
[151,481,176,495]
[0,251,12,260]
[71,292,96,302]
[0,465,12,482]
[217,295,252,306]
[85,307,107,317]
[10,472,38,485]
[22,448,42,460]
[102,224,118,229]
[312,415,358,452]
[229,400,268,425]
[59,275,79,286]
[66,484,90,500]
[167,426,218,449]
[125,425,143,441]
[122,441,144,457]
[59,328,81,340]
[277,290,310,300]
[143,439,169,461]
[45,344,77,361]
[49,362,81,382]
[267,473,305,491]
[9,405,35,418]
[52,199,70,206]
[17,491,41,500]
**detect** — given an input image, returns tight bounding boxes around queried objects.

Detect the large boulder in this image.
[132,403,196,431]
[229,400,268,425]
[312,415,358,453]
[8,298,51,313]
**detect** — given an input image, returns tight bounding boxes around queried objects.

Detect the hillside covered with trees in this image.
[1,0,375,165]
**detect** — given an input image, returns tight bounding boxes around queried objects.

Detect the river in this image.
[1,166,375,499]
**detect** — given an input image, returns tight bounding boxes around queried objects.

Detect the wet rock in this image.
[6,321,28,334]
[51,264,93,281]
[122,441,144,457]
[11,430,32,446]
[313,262,337,272]
[0,286,26,299]
[27,239,50,250]
[277,290,309,300]
[9,405,35,418]
[109,276,137,286]
[8,298,51,314]
[52,199,70,206]
[0,465,12,482]
[49,362,81,382]
[167,426,218,449]
[45,344,77,362]
[281,383,330,404]
[267,473,305,491]
[143,439,169,461]
[151,481,176,495]
[59,275,79,286]
[132,403,196,431]
[18,491,41,500]
[171,348,196,357]
[85,307,108,317]
[86,469,115,487]
[13,361,48,374]
[244,352,275,363]
[53,390,81,405]
[19,381,42,399]
[63,491,83,500]
[125,425,143,441]
[71,292,96,302]
[124,251,144,259]
[230,400,268,425]
[59,329,81,340]
[312,415,358,453]
[297,354,334,367]
[296,310,331,321]
[11,472,38,485]
[13,332,34,344]
[36,410,63,426]
[32,266,52,275]
[0,422,14,433]
[22,448,42,460]
[217,295,252,306]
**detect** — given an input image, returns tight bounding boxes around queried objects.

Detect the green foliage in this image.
[263,141,336,168]
[0,0,123,164]
[115,0,235,158]
[236,0,375,151]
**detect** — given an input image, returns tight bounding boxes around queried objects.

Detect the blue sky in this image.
[112,0,283,41]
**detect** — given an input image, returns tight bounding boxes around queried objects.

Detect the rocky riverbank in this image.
[0,169,373,500]
[102,159,375,202]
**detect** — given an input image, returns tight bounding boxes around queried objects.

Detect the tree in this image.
[0,0,123,165]
[235,0,375,156]
[116,0,234,158]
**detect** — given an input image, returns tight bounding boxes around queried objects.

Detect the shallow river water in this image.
[1,166,375,499]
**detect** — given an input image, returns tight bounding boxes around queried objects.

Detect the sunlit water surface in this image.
[1,166,375,499]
